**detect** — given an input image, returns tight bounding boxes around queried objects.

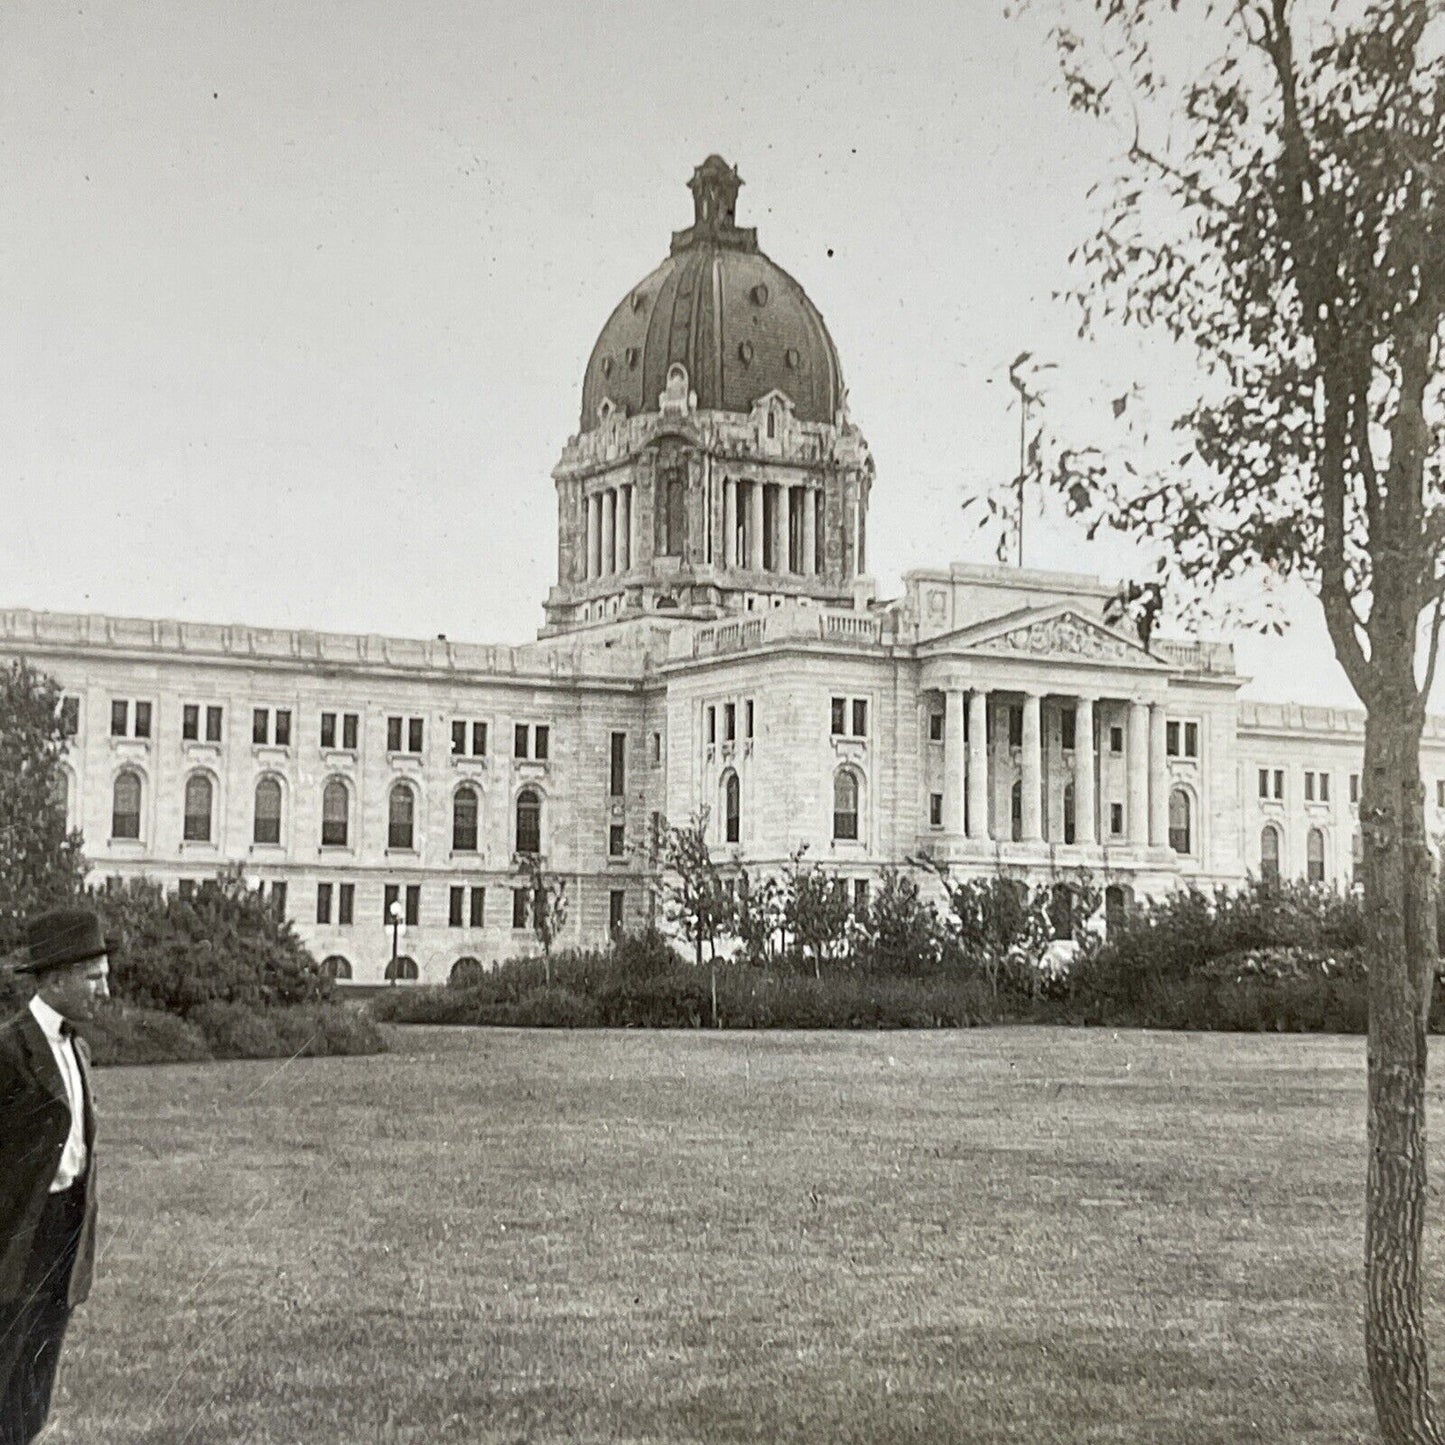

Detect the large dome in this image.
[578,157,844,433]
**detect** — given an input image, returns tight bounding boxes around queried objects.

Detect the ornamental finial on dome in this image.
[671,155,758,255]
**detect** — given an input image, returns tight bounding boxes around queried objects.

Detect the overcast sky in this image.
[1,0,1360,706]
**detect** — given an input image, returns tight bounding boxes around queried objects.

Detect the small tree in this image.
[920,860,1049,997]
[660,812,731,1025]
[782,846,854,978]
[0,661,86,957]
[519,851,568,987]
[731,865,784,967]
[855,867,946,976]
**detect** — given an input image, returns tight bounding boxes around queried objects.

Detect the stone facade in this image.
[2,157,1434,985]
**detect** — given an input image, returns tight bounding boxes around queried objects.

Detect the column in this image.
[585,494,600,579]
[1021,691,1043,842]
[628,484,639,567]
[782,484,796,573]
[620,486,632,571]
[1127,700,1150,845]
[942,689,965,834]
[723,479,737,569]
[601,488,616,576]
[1074,696,1097,845]
[802,485,817,576]
[749,481,765,571]
[967,689,990,840]
[1149,702,1170,849]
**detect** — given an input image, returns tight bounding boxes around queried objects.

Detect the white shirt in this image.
[29,995,88,1191]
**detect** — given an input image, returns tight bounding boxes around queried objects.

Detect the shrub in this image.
[81,1005,213,1067]
[190,1000,283,1059]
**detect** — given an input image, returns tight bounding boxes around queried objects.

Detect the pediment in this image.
[923,606,1166,669]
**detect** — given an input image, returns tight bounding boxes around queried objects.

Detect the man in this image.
[0,908,110,1445]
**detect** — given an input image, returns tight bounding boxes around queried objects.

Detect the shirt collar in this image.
[29,994,68,1043]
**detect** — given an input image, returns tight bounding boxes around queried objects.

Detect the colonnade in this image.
[937,688,1172,848]
[583,484,637,580]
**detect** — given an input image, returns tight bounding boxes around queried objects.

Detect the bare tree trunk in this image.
[1364,673,1444,1443]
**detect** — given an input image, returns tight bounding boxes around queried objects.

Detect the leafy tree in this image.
[781,847,853,978]
[854,867,946,976]
[0,661,86,958]
[731,865,784,966]
[519,851,569,987]
[1015,0,1445,1431]
[920,860,1052,996]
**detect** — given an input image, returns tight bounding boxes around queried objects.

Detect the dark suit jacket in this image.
[0,1007,98,1307]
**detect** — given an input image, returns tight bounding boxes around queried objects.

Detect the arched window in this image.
[385,955,419,982]
[515,787,541,856]
[253,776,282,845]
[832,770,859,841]
[1261,824,1282,886]
[1062,781,1076,845]
[1168,788,1192,855]
[1104,883,1133,934]
[321,778,349,848]
[450,956,485,988]
[723,770,740,844]
[388,782,416,851]
[453,785,480,853]
[1049,883,1075,941]
[1307,827,1326,883]
[320,955,352,981]
[112,770,142,840]
[1010,779,1023,842]
[183,773,213,842]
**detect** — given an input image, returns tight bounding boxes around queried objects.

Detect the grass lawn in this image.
[45,1026,1445,1443]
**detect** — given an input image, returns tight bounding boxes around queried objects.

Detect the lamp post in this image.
[388,899,403,985]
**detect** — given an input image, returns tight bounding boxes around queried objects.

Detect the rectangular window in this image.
[1274,769,1284,800]
[253,709,269,745]
[408,717,423,753]
[405,884,420,927]
[178,879,195,901]
[388,716,404,752]
[830,697,846,735]
[275,710,291,747]
[929,792,943,827]
[1438,780,1445,809]
[321,712,337,748]
[469,887,485,928]
[745,701,754,739]
[1184,722,1199,757]
[1259,768,1270,799]
[1304,771,1315,801]
[652,731,663,762]
[316,883,333,925]
[928,711,943,742]
[338,883,354,926]
[342,713,359,750]
[1061,708,1076,752]
[609,824,626,857]
[1351,773,1360,804]
[1110,802,1125,836]
[59,696,80,738]
[609,889,625,936]
[271,882,287,920]
[1109,725,1124,755]
[1319,773,1331,803]
[515,723,529,758]
[206,706,223,742]
[449,886,465,927]
[610,732,626,796]
[452,720,467,756]
[512,889,530,929]
[134,701,152,739]
[471,721,487,756]
[1008,707,1024,748]
[707,706,717,744]
[110,700,128,737]
[852,699,868,737]
[383,883,399,924]
[183,704,199,741]
[1166,720,1180,757]
[724,703,736,742]
[535,725,549,760]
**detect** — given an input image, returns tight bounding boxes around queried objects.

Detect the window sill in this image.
[253,745,291,762]
[451,754,489,769]
[514,758,550,774]
[107,836,145,850]
[250,842,286,855]
[110,737,151,759]
[387,751,425,768]
[449,849,483,861]
[319,844,354,857]
[183,741,223,762]
[180,840,218,854]
[321,748,358,766]
[385,848,420,859]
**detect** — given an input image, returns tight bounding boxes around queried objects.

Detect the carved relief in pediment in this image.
[973,612,1143,662]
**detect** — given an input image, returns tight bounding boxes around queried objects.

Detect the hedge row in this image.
[81,1000,388,1066]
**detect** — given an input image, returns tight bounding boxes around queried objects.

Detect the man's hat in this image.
[16,908,110,975]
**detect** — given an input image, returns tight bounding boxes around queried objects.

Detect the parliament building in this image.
[4,157,1436,985]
